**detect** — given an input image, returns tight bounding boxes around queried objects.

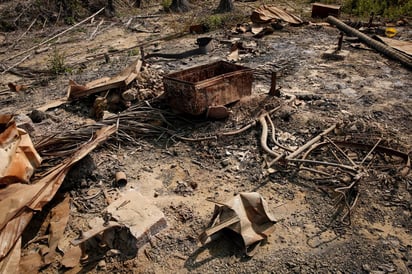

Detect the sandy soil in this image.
[1,1,411,273]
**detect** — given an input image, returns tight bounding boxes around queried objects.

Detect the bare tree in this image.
[169,0,193,12]
[216,0,233,13]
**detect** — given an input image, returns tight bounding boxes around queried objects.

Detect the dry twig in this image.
[1,7,105,73]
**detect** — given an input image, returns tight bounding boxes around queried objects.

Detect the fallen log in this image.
[326,16,412,69]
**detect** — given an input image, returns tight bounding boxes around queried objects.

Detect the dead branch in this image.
[299,166,333,177]
[333,173,363,223]
[266,114,293,152]
[132,15,162,19]
[221,94,296,137]
[0,7,105,68]
[359,138,381,166]
[267,154,286,167]
[8,17,38,50]
[259,114,281,158]
[288,158,358,173]
[324,136,356,167]
[286,124,337,160]
[89,19,105,41]
[1,54,32,75]
[72,31,189,69]
[220,121,257,136]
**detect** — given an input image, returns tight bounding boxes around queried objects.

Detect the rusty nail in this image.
[114,171,127,188]
[77,230,84,240]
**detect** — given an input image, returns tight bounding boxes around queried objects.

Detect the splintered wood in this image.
[68,59,142,99]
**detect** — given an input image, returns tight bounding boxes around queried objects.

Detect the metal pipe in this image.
[114,171,127,188]
[326,16,412,69]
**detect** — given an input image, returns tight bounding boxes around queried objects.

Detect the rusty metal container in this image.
[163,61,253,116]
[311,3,341,18]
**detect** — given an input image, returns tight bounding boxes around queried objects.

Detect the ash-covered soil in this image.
[1,1,411,273]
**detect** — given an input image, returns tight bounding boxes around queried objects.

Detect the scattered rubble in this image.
[0,124,115,268]
[0,0,411,272]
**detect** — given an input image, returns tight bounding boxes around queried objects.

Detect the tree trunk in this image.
[106,0,115,17]
[169,0,192,12]
[216,0,233,13]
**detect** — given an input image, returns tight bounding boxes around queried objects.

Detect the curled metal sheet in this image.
[0,115,42,185]
[199,192,276,256]
[251,5,303,25]
[0,125,116,261]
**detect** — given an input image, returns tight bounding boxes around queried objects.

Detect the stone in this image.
[97,260,106,270]
[121,88,139,101]
[29,110,47,123]
[221,159,230,167]
[15,113,35,133]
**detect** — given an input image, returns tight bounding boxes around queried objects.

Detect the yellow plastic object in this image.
[385,27,397,38]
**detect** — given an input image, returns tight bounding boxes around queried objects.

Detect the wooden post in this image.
[337,32,343,51]
[269,72,280,97]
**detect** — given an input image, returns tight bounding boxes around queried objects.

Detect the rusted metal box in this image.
[311,3,341,18]
[163,61,253,116]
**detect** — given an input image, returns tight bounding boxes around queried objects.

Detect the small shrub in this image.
[203,14,224,30]
[342,0,412,20]
[128,48,140,56]
[162,0,172,10]
[200,12,246,31]
[49,48,69,75]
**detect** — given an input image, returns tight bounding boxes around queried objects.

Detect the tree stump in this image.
[216,0,233,13]
[169,0,193,12]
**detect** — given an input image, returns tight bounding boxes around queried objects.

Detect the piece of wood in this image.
[216,0,234,13]
[44,195,71,264]
[68,60,142,99]
[36,99,67,112]
[169,0,193,12]
[286,124,337,160]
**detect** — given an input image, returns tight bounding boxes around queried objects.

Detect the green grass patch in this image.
[162,0,173,10]
[312,0,412,20]
[49,48,71,75]
[199,12,247,31]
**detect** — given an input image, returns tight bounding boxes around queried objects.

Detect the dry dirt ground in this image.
[1,1,412,273]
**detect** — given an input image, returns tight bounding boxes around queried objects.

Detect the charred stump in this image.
[216,0,233,13]
[169,0,193,13]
